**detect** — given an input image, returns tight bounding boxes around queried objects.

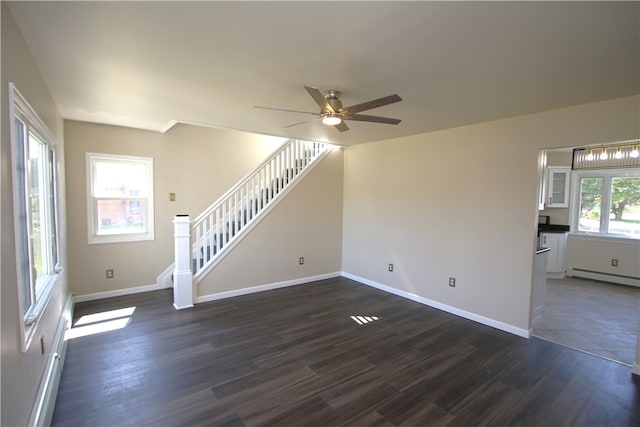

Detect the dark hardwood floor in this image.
[52,277,640,426]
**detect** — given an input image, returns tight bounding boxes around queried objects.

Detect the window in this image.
[86,153,154,244]
[572,169,640,239]
[9,83,61,351]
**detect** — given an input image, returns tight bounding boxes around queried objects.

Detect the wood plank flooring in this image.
[52,277,640,426]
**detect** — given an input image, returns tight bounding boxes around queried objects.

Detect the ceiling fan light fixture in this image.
[322,114,342,126]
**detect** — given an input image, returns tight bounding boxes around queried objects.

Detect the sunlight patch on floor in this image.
[65,306,136,340]
[74,307,136,326]
[350,315,380,325]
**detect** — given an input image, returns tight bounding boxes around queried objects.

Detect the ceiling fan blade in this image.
[334,121,349,132]
[345,114,401,125]
[255,105,319,116]
[343,94,402,114]
[283,118,318,128]
[304,86,334,113]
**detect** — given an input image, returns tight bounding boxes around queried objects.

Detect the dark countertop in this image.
[538,224,570,234]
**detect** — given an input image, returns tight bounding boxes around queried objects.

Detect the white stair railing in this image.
[188,139,330,281]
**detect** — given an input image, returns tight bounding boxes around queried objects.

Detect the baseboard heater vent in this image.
[567,268,640,288]
[28,294,74,427]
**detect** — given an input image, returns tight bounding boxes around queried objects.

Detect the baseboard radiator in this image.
[567,268,640,288]
[28,294,74,427]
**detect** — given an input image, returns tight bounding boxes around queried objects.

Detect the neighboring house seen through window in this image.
[9,83,61,351]
[86,153,154,244]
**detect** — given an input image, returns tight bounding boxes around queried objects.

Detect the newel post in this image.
[173,215,194,309]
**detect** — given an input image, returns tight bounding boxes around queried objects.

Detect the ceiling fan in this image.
[256,86,402,132]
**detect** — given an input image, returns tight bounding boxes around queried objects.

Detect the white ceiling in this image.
[8,1,639,146]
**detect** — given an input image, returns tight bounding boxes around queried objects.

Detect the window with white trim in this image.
[9,83,62,351]
[572,169,640,239]
[86,153,154,244]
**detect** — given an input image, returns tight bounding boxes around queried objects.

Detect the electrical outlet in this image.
[299,257,304,265]
[106,269,114,279]
[169,192,176,202]
[388,263,394,272]
[449,277,456,287]
[611,258,619,267]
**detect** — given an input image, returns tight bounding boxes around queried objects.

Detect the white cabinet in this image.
[540,232,567,278]
[546,167,570,208]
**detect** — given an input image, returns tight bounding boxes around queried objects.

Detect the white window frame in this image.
[9,83,62,352]
[86,153,154,244]
[570,168,640,241]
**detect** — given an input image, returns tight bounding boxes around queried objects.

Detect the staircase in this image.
[162,139,331,302]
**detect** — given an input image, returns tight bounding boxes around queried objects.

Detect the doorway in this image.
[532,146,640,368]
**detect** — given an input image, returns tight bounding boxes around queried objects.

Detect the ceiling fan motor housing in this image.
[324,90,343,112]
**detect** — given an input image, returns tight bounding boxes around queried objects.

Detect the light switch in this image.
[169,193,176,202]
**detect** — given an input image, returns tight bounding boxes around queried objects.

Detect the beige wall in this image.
[1,4,68,426]
[567,236,640,280]
[342,96,639,333]
[64,120,284,297]
[197,148,344,296]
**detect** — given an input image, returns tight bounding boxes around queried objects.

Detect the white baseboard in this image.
[28,294,74,427]
[74,281,171,303]
[195,272,342,304]
[567,268,640,288]
[341,272,530,339]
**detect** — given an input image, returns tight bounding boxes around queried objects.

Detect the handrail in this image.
[194,139,313,224]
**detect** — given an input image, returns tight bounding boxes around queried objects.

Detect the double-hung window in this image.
[86,153,154,244]
[9,83,61,351]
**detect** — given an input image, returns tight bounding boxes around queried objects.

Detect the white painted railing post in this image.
[173,215,194,309]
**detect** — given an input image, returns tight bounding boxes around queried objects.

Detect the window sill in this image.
[568,232,640,245]
[22,270,62,353]
[88,232,154,245]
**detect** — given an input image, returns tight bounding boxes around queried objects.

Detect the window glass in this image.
[95,199,148,235]
[28,132,47,289]
[48,148,59,266]
[577,177,602,233]
[609,177,640,238]
[14,117,33,315]
[93,159,150,198]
